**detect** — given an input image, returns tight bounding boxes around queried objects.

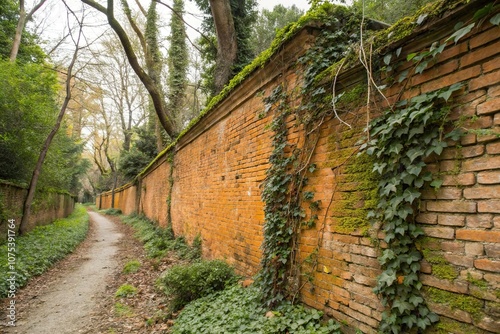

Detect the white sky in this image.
[258,0,311,11]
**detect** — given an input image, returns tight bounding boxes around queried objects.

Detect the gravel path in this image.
[5,211,123,334]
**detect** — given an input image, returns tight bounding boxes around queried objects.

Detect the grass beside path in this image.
[0,204,89,298]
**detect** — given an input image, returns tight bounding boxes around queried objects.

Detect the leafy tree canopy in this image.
[0,0,46,63]
[0,60,88,193]
[352,0,436,24]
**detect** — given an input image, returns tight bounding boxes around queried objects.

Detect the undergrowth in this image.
[120,213,201,260]
[157,259,237,311]
[172,284,341,334]
[0,204,89,298]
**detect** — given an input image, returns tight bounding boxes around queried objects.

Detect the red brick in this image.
[461,133,477,145]
[470,26,500,49]
[426,200,477,213]
[456,229,500,243]
[444,254,474,267]
[485,244,500,258]
[421,226,455,239]
[416,213,438,225]
[465,242,484,256]
[438,40,468,63]
[428,302,472,323]
[422,188,462,200]
[461,43,500,68]
[486,142,500,154]
[465,117,492,131]
[477,316,500,333]
[477,97,500,115]
[466,214,493,228]
[420,274,468,293]
[478,200,500,213]
[489,85,500,98]
[441,241,464,253]
[470,70,500,91]
[442,173,476,186]
[475,259,500,273]
[462,155,500,172]
[478,171,500,184]
[437,214,465,226]
[422,66,481,93]
[484,58,500,73]
[464,185,500,199]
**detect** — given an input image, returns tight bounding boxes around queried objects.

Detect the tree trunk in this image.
[10,0,47,62]
[18,21,81,235]
[209,0,238,94]
[81,0,177,137]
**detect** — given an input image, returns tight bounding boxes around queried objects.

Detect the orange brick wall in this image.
[1,181,75,237]
[97,2,499,332]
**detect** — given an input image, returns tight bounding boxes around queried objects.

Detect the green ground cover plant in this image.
[172,284,341,334]
[0,204,89,297]
[156,259,237,311]
[120,213,201,260]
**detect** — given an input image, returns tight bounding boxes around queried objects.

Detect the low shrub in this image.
[102,208,122,215]
[0,204,89,298]
[115,284,138,298]
[172,284,341,334]
[122,260,141,274]
[121,214,200,260]
[157,259,237,311]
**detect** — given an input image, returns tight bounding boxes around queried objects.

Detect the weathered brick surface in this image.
[0,181,75,237]
[96,3,500,333]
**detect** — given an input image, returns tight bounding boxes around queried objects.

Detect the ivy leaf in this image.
[393,299,413,314]
[438,82,463,101]
[396,47,402,57]
[379,270,397,287]
[398,69,409,83]
[415,60,430,74]
[430,179,443,189]
[491,13,500,26]
[406,147,424,163]
[406,53,418,61]
[384,53,392,65]
[416,14,428,25]
[473,3,494,21]
[403,189,421,204]
[446,23,475,44]
[409,295,424,306]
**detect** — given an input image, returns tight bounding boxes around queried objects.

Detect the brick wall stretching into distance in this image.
[97,1,499,332]
[0,181,75,238]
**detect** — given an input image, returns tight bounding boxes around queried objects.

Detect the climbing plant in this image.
[362,84,463,332]
[258,3,366,308]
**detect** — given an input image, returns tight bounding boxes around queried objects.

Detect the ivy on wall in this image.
[258,0,499,333]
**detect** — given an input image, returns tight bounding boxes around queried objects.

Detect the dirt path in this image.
[4,211,123,334]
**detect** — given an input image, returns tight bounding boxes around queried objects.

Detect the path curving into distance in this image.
[6,211,122,334]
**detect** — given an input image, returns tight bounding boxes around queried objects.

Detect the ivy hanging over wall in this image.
[258,3,367,308]
[362,84,463,332]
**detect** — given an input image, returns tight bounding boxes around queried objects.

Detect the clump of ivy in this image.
[362,83,464,332]
[257,4,369,308]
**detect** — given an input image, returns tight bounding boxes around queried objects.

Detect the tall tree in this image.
[250,4,304,57]
[194,0,257,95]
[0,0,45,62]
[9,0,47,61]
[166,0,189,128]
[352,0,435,24]
[81,0,177,137]
[19,8,84,234]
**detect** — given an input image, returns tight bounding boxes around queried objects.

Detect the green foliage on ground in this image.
[157,259,237,311]
[115,283,138,298]
[121,214,201,260]
[0,204,89,298]
[102,208,122,216]
[172,284,341,334]
[122,260,141,274]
